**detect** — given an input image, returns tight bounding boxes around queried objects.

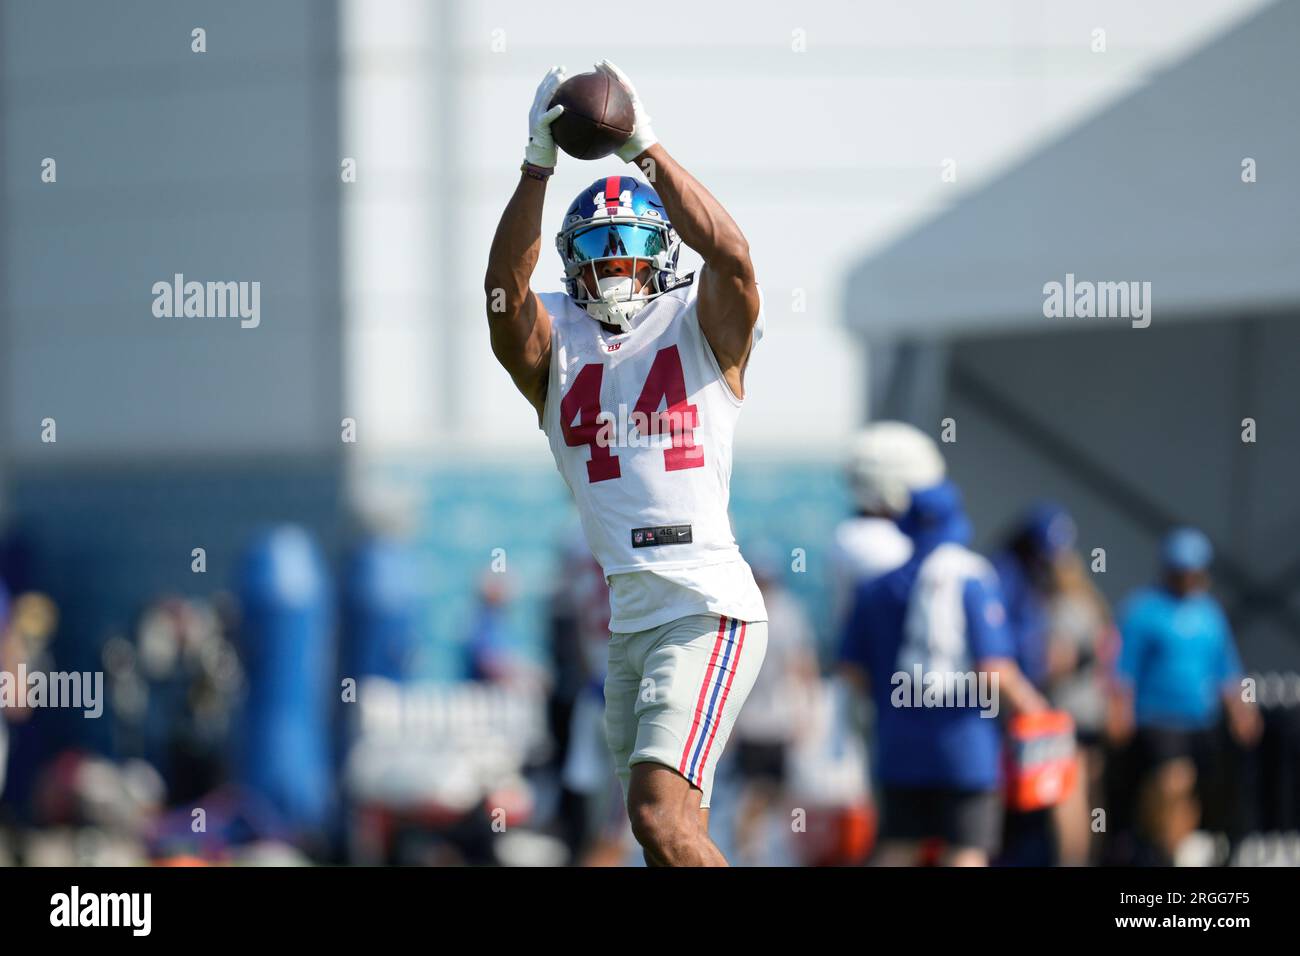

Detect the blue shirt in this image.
[840,482,1014,790]
[993,553,1049,690]
[1116,587,1242,730]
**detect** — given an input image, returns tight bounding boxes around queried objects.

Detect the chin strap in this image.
[591,301,643,331]
[576,266,690,331]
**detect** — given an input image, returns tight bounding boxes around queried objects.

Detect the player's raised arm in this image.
[484,67,568,421]
[596,60,761,400]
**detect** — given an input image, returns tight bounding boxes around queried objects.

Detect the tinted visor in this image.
[565,223,666,263]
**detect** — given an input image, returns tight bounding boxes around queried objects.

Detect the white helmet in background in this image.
[846,421,946,516]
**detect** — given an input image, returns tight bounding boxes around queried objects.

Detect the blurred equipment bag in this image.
[1003,710,1079,811]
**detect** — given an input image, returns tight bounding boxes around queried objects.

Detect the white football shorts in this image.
[604,612,768,809]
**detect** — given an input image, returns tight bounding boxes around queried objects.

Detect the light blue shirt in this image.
[1116,588,1242,729]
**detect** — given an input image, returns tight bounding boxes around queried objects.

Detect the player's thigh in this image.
[636,615,767,806]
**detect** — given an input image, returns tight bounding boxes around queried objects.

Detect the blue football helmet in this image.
[556,175,684,332]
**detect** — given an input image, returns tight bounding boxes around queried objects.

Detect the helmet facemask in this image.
[557,214,681,333]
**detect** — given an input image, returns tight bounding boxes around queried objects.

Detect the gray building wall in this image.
[2,0,342,463]
[0,1,345,683]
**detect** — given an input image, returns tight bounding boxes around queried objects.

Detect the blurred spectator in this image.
[841,480,1046,866]
[995,503,1078,690]
[543,533,594,856]
[545,535,594,769]
[0,589,58,829]
[466,573,511,682]
[107,597,243,806]
[829,421,945,842]
[1108,527,1262,864]
[994,504,1113,866]
[465,573,543,690]
[831,423,946,635]
[1041,546,1116,865]
[1043,554,1114,756]
[548,542,627,864]
[782,676,875,866]
[560,682,629,866]
[730,552,819,866]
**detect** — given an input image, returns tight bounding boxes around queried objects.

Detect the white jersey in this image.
[540,279,766,633]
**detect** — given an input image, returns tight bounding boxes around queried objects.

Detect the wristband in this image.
[520,161,554,181]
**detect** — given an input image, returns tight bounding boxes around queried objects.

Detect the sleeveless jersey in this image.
[540,280,766,629]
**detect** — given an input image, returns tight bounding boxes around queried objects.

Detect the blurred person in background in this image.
[831,422,947,630]
[548,537,628,864]
[113,597,243,806]
[994,504,1114,866]
[467,573,514,683]
[1040,537,1116,866]
[1040,530,1112,868]
[466,573,544,690]
[1108,527,1262,865]
[544,532,597,855]
[2,591,172,865]
[995,503,1076,693]
[829,422,946,854]
[561,661,633,867]
[841,480,1047,866]
[729,550,819,866]
[0,588,58,836]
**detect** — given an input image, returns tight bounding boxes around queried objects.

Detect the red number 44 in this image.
[560,345,704,483]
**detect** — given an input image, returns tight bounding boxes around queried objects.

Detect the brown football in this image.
[548,70,635,161]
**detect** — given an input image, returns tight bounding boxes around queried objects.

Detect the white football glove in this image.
[525,66,567,168]
[596,59,657,163]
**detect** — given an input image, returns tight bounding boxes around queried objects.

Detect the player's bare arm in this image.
[485,174,553,420]
[484,67,567,421]
[637,144,759,398]
[597,60,760,400]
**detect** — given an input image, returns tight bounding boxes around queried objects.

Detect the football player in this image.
[484,61,767,866]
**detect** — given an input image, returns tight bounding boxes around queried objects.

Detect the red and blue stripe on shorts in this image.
[678,615,748,788]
